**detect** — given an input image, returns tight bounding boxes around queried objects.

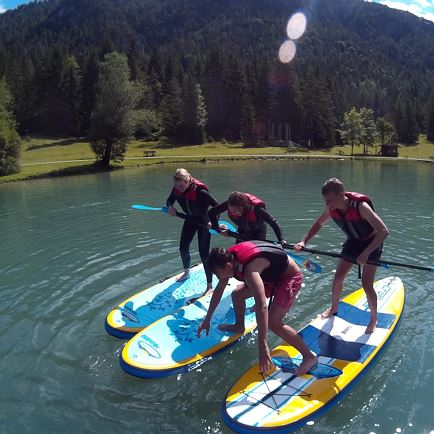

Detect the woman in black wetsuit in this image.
[166,168,218,296]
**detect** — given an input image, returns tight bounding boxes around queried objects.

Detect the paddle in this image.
[284,243,434,273]
[214,225,322,274]
[132,204,232,235]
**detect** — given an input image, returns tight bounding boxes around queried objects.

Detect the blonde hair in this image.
[173,168,192,182]
[322,177,345,196]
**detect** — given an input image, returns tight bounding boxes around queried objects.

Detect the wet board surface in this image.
[222,276,405,433]
[105,264,215,339]
[120,277,256,378]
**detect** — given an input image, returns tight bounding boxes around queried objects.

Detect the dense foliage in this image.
[0,80,21,175]
[0,0,433,147]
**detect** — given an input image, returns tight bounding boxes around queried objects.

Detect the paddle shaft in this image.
[284,243,433,272]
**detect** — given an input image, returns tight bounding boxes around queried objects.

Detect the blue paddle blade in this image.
[209,220,237,235]
[219,220,237,232]
[287,252,322,274]
[132,204,168,212]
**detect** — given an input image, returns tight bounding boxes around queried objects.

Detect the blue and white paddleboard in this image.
[120,277,257,378]
[223,276,405,433]
[105,263,217,339]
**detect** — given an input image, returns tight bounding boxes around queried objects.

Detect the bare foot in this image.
[186,288,213,305]
[295,354,318,376]
[321,306,337,320]
[176,271,190,282]
[218,323,245,334]
[365,319,378,334]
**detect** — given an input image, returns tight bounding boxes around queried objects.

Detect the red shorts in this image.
[264,271,303,310]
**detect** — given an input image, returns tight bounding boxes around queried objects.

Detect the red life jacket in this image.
[172,178,209,216]
[330,192,375,240]
[228,240,287,282]
[228,193,266,232]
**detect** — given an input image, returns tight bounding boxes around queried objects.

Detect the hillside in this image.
[0,0,433,146]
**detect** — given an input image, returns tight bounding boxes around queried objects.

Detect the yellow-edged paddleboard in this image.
[223,276,404,433]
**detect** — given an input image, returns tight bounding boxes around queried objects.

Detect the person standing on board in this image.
[294,177,389,334]
[208,191,286,245]
[197,240,317,375]
[166,168,218,297]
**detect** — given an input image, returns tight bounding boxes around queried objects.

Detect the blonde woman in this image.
[166,169,218,297]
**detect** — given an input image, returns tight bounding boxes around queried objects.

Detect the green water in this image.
[0,160,433,434]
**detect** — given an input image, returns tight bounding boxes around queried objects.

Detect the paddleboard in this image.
[222,276,404,433]
[120,277,257,378]
[105,263,216,339]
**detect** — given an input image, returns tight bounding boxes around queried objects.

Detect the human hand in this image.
[294,241,305,251]
[356,251,369,265]
[259,345,274,374]
[197,318,211,338]
[167,206,176,216]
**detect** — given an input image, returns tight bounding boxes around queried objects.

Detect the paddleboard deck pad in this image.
[222,276,404,433]
[120,277,257,378]
[105,264,216,339]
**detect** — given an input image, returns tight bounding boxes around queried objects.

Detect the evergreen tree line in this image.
[0,0,434,172]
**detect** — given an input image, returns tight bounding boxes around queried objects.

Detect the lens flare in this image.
[278,40,296,64]
[286,12,307,40]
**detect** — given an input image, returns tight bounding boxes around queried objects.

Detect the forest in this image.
[1,0,434,168]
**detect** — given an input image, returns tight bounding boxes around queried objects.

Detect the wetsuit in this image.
[208,197,284,243]
[166,179,218,283]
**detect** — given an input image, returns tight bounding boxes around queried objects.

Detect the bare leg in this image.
[321,259,353,319]
[268,303,317,376]
[219,283,252,334]
[362,264,378,334]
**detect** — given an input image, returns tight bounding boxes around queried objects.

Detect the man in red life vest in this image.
[295,178,389,334]
[197,240,317,375]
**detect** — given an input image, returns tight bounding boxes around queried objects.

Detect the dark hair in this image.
[321,177,345,196]
[228,191,248,209]
[207,247,234,273]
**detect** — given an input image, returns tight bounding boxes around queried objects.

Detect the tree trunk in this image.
[101,141,112,169]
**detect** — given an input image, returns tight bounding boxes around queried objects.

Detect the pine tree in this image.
[0,79,21,176]
[427,100,434,142]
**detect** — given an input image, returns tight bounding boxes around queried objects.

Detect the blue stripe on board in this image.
[337,301,395,329]
[299,325,376,363]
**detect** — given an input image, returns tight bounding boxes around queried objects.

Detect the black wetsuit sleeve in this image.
[197,189,219,208]
[256,207,285,243]
[208,201,229,230]
[166,190,176,207]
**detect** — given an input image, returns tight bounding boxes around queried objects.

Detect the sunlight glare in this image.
[278,40,296,64]
[286,12,307,40]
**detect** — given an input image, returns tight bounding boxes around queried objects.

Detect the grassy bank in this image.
[1,135,433,183]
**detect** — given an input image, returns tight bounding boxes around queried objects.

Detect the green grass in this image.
[1,135,433,183]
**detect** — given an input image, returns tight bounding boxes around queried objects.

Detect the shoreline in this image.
[2,153,433,184]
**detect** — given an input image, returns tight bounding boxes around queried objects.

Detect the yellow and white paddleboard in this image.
[223,276,405,433]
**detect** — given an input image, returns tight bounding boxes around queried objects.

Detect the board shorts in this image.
[341,237,383,263]
[264,271,303,310]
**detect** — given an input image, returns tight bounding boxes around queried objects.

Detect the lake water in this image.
[0,159,433,434]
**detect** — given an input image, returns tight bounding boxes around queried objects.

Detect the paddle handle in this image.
[285,243,434,273]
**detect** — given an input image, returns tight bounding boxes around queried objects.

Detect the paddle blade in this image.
[132,204,168,212]
[209,219,238,235]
